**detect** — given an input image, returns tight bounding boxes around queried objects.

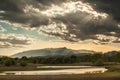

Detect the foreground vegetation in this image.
[0,52,120,71]
[0,51,120,67]
[0,72,120,80]
[0,52,120,80]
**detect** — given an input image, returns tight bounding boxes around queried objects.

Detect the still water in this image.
[0,66,107,75]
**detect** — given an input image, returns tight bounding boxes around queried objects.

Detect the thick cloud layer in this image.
[0,34,32,48]
[83,0,120,22]
[0,0,120,44]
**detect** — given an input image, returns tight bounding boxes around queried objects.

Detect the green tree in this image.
[93,59,104,66]
[4,59,12,66]
[3,58,16,66]
[70,55,77,63]
[19,61,27,67]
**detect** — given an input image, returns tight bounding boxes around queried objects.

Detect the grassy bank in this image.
[0,72,120,80]
[0,63,120,71]
[0,63,92,72]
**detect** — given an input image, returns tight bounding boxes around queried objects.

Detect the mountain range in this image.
[11,47,95,58]
[11,47,120,58]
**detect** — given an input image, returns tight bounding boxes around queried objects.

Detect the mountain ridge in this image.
[11,47,95,58]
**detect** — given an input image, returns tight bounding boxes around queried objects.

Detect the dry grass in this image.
[0,75,120,80]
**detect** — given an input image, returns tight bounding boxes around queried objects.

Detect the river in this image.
[0,66,107,75]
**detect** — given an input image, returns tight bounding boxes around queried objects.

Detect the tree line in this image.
[0,51,120,67]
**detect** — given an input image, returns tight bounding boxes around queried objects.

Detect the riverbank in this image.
[0,63,91,72]
[0,64,120,80]
[0,72,120,80]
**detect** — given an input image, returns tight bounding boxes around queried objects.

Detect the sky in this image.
[0,0,120,56]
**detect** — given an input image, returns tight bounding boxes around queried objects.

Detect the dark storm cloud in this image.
[0,0,23,13]
[0,0,120,43]
[0,0,69,27]
[1,12,49,27]
[36,0,69,7]
[82,0,120,22]
[52,11,120,42]
[0,0,51,27]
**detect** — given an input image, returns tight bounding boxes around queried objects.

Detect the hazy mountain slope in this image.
[11,47,94,58]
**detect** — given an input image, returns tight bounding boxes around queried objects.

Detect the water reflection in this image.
[0,66,107,75]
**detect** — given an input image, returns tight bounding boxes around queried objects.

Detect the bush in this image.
[4,59,16,66]
[19,61,27,67]
[93,59,104,66]
[4,60,12,66]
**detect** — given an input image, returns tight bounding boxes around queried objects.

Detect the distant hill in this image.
[0,55,7,58]
[11,47,95,58]
[104,51,120,56]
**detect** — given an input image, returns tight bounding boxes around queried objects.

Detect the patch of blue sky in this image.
[0,22,61,41]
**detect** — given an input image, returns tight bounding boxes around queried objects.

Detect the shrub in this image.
[3,59,16,66]
[19,61,27,67]
[93,59,104,66]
